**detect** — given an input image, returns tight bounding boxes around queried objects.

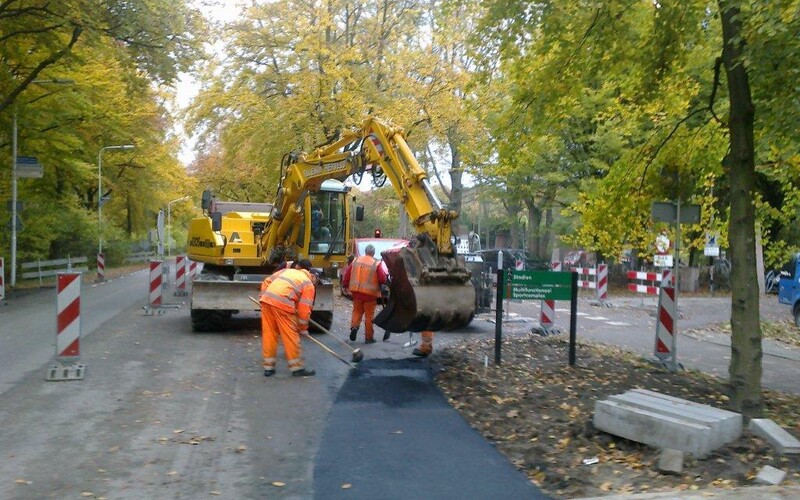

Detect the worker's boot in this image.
[292,368,316,377]
[264,369,276,377]
[365,338,376,344]
[349,327,358,341]
[382,331,391,341]
[412,348,430,358]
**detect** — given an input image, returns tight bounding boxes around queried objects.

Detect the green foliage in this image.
[1,0,202,277]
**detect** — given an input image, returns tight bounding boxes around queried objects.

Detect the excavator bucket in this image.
[375,238,476,332]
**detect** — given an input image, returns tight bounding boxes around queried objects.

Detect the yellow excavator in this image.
[186,116,475,333]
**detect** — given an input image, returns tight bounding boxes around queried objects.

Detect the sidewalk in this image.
[314,357,549,499]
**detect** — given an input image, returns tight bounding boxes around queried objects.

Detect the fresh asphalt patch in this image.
[314,357,549,499]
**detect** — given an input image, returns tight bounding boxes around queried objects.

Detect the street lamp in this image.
[167,196,191,256]
[97,144,135,258]
[10,78,75,287]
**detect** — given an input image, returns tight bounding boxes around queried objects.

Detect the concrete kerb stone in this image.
[756,465,787,486]
[749,419,800,454]
[594,389,743,458]
[575,485,800,500]
[627,389,742,445]
[594,399,716,458]
[656,448,684,475]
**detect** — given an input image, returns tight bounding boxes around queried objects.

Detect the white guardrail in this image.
[21,256,89,283]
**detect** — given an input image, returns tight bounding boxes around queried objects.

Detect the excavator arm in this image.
[263,117,475,332]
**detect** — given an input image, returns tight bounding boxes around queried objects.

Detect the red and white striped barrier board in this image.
[539,262,562,332]
[571,266,597,289]
[149,260,163,306]
[654,270,675,362]
[570,265,608,303]
[174,255,187,296]
[96,252,105,282]
[627,271,663,295]
[188,260,197,281]
[56,273,81,359]
[0,257,5,302]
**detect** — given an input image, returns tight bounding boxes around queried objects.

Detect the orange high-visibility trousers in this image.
[351,297,378,341]
[419,330,434,354]
[261,302,304,372]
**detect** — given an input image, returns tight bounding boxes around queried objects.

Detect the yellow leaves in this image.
[506,409,520,418]
[14,479,31,485]
[271,481,286,487]
[341,483,352,489]
[599,481,613,491]
[556,437,570,449]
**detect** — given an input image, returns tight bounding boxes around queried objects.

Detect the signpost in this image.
[651,200,701,373]
[495,269,579,366]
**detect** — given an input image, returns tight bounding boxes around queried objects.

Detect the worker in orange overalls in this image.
[412,331,434,357]
[259,259,318,377]
[342,244,389,343]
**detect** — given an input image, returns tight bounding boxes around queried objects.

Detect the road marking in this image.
[606,321,631,326]
[585,316,609,321]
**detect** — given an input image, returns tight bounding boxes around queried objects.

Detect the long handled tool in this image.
[309,318,364,363]
[248,296,355,368]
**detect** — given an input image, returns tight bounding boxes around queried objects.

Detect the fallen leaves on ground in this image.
[435,334,800,499]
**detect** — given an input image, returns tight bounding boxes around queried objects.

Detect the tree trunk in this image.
[525,199,543,257]
[718,0,762,417]
[448,131,464,235]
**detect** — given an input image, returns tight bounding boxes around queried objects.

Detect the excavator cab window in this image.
[355,204,365,222]
[308,190,347,255]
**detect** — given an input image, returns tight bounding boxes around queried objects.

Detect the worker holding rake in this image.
[259,259,318,378]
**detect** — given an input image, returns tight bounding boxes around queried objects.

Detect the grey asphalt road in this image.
[0,269,151,395]
[0,270,796,499]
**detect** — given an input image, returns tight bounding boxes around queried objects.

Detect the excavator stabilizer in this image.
[375,239,476,332]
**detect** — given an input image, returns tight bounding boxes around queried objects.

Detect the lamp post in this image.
[167,196,191,256]
[97,144,134,263]
[10,78,74,287]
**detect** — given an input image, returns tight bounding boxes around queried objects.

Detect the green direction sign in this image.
[509,270,572,300]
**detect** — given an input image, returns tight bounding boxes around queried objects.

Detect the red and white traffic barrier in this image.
[538,262,563,332]
[627,271,663,295]
[570,264,608,304]
[56,272,81,359]
[654,269,675,364]
[46,272,86,381]
[174,255,187,296]
[571,266,598,290]
[96,252,105,282]
[149,260,163,307]
[597,264,608,301]
[0,257,5,302]
[188,260,197,281]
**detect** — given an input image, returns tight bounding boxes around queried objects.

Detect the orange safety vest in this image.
[259,268,316,329]
[349,255,381,298]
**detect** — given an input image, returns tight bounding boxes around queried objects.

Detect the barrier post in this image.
[46,272,86,381]
[174,255,187,296]
[597,263,608,304]
[143,260,165,315]
[653,269,679,371]
[0,257,5,304]
[188,260,197,281]
[96,252,105,283]
[536,262,562,335]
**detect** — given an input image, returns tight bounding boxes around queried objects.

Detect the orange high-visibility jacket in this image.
[348,255,382,298]
[260,268,316,329]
